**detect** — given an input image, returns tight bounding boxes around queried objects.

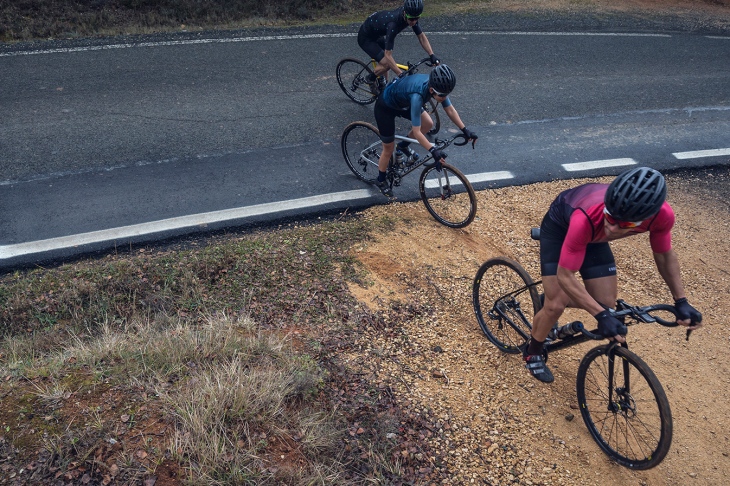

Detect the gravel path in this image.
[344,167,730,484]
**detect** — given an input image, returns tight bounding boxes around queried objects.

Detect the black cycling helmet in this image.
[604,166,667,222]
[429,64,456,95]
[403,0,424,18]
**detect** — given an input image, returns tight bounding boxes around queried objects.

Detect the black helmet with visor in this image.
[403,0,424,18]
[429,64,456,96]
[604,166,667,222]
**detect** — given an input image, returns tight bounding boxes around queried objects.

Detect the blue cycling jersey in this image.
[381,74,452,126]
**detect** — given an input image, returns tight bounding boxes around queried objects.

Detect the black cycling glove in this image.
[430,54,440,65]
[461,127,478,141]
[674,297,702,324]
[429,146,447,170]
[594,309,627,338]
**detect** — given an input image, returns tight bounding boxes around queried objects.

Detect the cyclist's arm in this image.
[556,265,606,316]
[556,213,612,319]
[407,94,433,150]
[653,249,684,301]
[381,49,403,76]
[442,104,467,132]
[653,249,700,327]
[381,22,404,76]
[416,32,435,57]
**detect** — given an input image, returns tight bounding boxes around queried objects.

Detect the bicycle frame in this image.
[489,280,680,355]
[370,133,469,187]
[369,57,433,78]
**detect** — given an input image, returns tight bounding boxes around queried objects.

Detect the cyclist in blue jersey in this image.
[358,0,440,90]
[373,64,478,197]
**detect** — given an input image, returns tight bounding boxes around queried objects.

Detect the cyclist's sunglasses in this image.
[431,88,449,97]
[405,13,420,20]
[603,207,643,228]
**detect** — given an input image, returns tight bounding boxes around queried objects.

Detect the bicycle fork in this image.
[606,343,636,417]
[432,169,454,199]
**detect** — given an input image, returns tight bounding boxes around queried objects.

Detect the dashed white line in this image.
[672,148,730,159]
[562,158,636,172]
[424,170,514,188]
[467,171,515,184]
[0,189,373,259]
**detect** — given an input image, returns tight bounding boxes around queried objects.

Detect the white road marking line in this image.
[0,31,675,57]
[672,148,730,159]
[467,171,515,183]
[0,189,373,259]
[562,158,636,172]
[424,170,514,188]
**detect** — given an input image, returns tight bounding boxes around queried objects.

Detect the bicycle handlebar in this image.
[430,133,470,150]
[398,57,435,78]
[577,300,683,341]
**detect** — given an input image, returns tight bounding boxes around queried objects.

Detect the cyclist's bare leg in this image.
[532,274,617,342]
[419,111,433,135]
[378,141,395,172]
[532,275,570,342]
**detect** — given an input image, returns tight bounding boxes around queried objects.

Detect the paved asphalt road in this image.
[1,14,729,269]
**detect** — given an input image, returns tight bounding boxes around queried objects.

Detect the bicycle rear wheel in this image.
[419,162,476,228]
[336,58,378,105]
[576,345,672,470]
[472,257,540,353]
[342,121,381,183]
[425,99,440,136]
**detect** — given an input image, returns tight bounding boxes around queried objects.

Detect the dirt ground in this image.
[344,168,730,485]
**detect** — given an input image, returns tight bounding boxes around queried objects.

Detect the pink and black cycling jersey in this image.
[547,183,675,272]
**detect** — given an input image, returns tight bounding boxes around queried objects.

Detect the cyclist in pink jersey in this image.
[524,167,703,383]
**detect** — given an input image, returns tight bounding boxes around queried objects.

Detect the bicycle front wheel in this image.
[577,345,672,470]
[419,162,476,228]
[472,257,540,353]
[342,121,381,183]
[425,99,441,136]
[336,58,378,105]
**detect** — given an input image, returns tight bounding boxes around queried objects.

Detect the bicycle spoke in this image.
[472,257,539,354]
[577,346,672,469]
[336,58,377,105]
[419,163,476,228]
[342,122,381,183]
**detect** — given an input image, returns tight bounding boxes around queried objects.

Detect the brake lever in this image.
[686,328,693,341]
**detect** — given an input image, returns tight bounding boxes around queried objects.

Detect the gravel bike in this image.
[471,231,692,469]
[336,56,440,135]
[341,123,477,228]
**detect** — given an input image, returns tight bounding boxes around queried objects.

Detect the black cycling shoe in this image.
[524,354,554,383]
[375,179,393,197]
[520,339,554,383]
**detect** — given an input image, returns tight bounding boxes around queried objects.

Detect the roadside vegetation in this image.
[0,0,393,42]
[0,215,437,484]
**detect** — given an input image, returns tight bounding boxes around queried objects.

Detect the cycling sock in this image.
[397,141,411,151]
[378,171,386,182]
[527,338,544,356]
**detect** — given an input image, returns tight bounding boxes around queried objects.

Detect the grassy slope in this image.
[2,1,730,484]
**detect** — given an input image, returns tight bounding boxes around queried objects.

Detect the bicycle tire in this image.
[336,58,378,105]
[425,99,441,136]
[342,121,381,183]
[418,162,476,228]
[472,257,540,353]
[576,344,672,470]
